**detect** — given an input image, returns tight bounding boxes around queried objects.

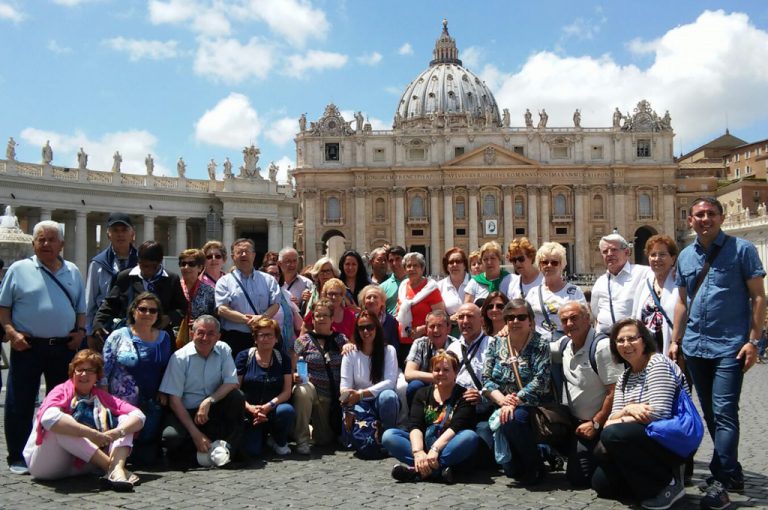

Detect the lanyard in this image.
[607,274,616,324]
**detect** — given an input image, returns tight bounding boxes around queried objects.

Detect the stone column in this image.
[612,184,627,237]
[468,186,479,250]
[222,217,235,257]
[663,184,676,236]
[527,185,539,245]
[353,187,367,253]
[40,208,52,222]
[502,185,513,250]
[75,210,88,275]
[574,185,589,274]
[175,217,188,254]
[268,219,281,252]
[442,185,454,250]
[429,186,441,275]
[303,191,317,262]
[143,215,156,243]
[539,187,550,242]
[394,187,406,248]
[281,217,294,250]
[63,216,76,261]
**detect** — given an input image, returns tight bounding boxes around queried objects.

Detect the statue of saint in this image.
[145,154,154,175]
[41,140,53,165]
[240,145,261,178]
[524,109,533,128]
[573,109,581,128]
[77,147,88,170]
[355,111,364,133]
[6,137,17,160]
[661,110,672,130]
[537,109,548,128]
[207,159,217,180]
[223,157,233,178]
[502,108,510,127]
[299,113,307,132]
[612,107,622,128]
[111,151,122,173]
[485,108,493,128]
[268,162,278,182]
[177,157,186,178]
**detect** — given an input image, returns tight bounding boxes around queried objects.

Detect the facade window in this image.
[410,195,426,218]
[455,197,466,219]
[374,197,386,221]
[514,227,526,235]
[593,195,604,219]
[591,145,604,160]
[326,197,341,222]
[483,194,497,216]
[408,147,426,160]
[747,165,752,174]
[553,193,567,216]
[637,139,651,158]
[638,193,652,219]
[680,208,687,220]
[514,196,525,218]
[454,147,465,157]
[735,168,740,178]
[552,146,568,159]
[372,148,385,162]
[513,146,525,156]
[325,143,340,161]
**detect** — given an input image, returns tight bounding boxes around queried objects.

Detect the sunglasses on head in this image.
[505,314,529,322]
[206,253,223,260]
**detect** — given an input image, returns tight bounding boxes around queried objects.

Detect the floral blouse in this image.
[482,332,552,406]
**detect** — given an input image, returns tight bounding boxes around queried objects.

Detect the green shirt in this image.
[380,273,405,315]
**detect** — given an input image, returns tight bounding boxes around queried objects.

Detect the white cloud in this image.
[266,116,298,146]
[105,37,179,61]
[0,3,24,22]
[340,110,388,131]
[47,40,72,55]
[230,0,329,47]
[357,52,382,66]
[194,93,262,149]
[398,42,413,55]
[191,8,230,36]
[461,46,482,68]
[283,50,347,78]
[485,10,768,145]
[627,37,660,55]
[52,0,98,6]
[194,37,274,84]
[148,0,197,24]
[19,127,169,176]
[561,8,607,42]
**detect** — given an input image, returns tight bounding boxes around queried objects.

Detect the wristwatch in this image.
[749,338,761,347]
[591,420,601,431]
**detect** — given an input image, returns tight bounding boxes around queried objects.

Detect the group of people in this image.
[0,196,763,510]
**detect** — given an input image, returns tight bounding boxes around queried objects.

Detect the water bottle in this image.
[297,356,308,384]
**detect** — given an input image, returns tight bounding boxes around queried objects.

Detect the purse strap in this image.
[307,332,340,400]
[646,279,673,329]
[460,340,484,390]
[689,235,729,305]
[232,272,259,315]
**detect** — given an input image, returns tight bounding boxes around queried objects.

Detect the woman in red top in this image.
[396,252,445,366]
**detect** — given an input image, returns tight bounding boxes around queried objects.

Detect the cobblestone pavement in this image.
[0,353,766,510]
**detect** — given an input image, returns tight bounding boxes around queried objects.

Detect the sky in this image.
[1,1,767,182]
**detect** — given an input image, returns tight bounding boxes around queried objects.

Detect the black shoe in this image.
[391,464,420,482]
[699,475,744,493]
[700,480,731,510]
[514,468,545,487]
[440,466,454,484]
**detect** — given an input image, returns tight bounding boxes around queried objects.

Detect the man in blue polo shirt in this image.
[672,197,766,510]
[0,221,86,474]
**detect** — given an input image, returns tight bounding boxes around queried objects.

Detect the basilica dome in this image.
[395,20,501,129]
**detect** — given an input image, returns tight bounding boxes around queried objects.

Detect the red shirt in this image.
[399,279,443,345]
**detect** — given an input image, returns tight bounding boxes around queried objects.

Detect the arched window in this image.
[593,195,604,218]
[374,198,385,221]
[514,196,525,218]
[326,197,341,221]
[639,193,652,218]
[483,194,497,216]
[410,195,425,218]
[455,196,466,219]
[554,193,567,216]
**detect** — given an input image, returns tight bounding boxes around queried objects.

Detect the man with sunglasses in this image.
[590,233,651,335]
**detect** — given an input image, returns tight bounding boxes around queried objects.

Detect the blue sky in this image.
[1,1,767,180]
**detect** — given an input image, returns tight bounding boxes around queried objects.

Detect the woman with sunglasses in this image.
[304,257,339,313]
[593,318,688,509]
[178,249,216,338]
[340,312,400,450]
[464,241,521,304]
[525,242,586,340]
[438,247,470,337]
[301,278,356,340]
[507,237,543,298]
[199,241,228,288]
[480,291,510,337]
[102,292,172,465]
[483,299,553,486]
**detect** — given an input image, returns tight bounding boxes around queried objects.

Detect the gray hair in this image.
[278,246,298,262]
[599,233,629,250]
[557,301,591,319]
[425,309,450,326]
[403,252,426,269]
[192,314,220,333]
[358,284,386,308]
[33,221,64,242]
[535,241,568,270]
[369,247,388,262]
[310,256,339,278]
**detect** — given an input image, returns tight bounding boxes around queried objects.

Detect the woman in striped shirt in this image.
[592,318,686,510]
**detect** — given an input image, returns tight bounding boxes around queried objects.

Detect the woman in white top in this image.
[437,247,470,337]
[631,235,679,356]
[340,311,400,433]
[464,241,520,304]
[525,242,586,339]
[507,237,544,298]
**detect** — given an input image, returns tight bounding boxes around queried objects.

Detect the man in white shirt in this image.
[278,247,312,309]
[590,234,651,335]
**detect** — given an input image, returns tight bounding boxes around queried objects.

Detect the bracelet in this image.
[412,449,424,455]
[270,398,278,407]
[430,445,439,453]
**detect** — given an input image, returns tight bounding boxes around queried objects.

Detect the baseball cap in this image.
[107,212,133,228]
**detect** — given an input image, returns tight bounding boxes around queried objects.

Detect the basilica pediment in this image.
[444,143,537,167]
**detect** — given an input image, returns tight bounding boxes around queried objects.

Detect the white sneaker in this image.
[296,442,311,455]
[266,436,291,456]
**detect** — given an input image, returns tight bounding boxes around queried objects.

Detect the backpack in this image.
[550,331,606,402]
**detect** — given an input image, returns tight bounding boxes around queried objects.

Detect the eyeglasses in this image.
[206,253,223,260]
[505,314,530,322]
[357,323,376,332]
[313,313,331,320]
[616,335,642,345]
[325,291,343,298]
[540,259,560,267]
[256,332,276,340]
[447,258,464,265]
[74,367,97,375]
[318,268,334,274]
[179,260,198,268]
[487,303,505,310]
[137,306,158,314]
[510,255,527,264]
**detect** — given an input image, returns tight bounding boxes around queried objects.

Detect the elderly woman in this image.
[632,235,679,355]
[339,250,371,309]
[178,249,216,343]
[23,350,145,490]
[525,242,586,340]
[404,310,456,405]
[358,284,400,350]
[235,318,295,457]
[483,299,553,486]
[199,241,228,288]
[262,262,303,356]
[592,318,687,509]
[437,248,470,338]
[468,250,483,276]
[340,312,400,452]
[507,237,543,298]
[397,252,445,366]
[292,299,348,455]
[302,278,356,339]
[102,292,171,464]
[464,241,520,304]
[383,349,479,483]
[304,257,339,312]
[480,291,509,337]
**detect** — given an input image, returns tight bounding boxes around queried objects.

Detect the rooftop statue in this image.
[77,147,87,170]
[6,137,17,160]
[573,109,581,128]
[223,157,233,179]
[240,144,261,178]
[612,107,622,128]
[502,108,510,128]
[299,113,307,133]
[538,109,548,128]
[145,154,154,176]
[41,140,53,165]
[524,109,533,128]
[268,161,278,182]
[208,159,217,180]
[177,157,186,178]
[111,151,122,173]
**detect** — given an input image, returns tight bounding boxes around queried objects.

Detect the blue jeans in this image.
[686,355,744,482]
[244,403,296,457]
[405,380,428,407]
[382,428,479,468]
[369,389,399,430]
[5,343,74,466]
[498,406,543,478]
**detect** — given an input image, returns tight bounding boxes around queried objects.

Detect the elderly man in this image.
[369,247,390,285]
[94,240,186,342]
[380,245,407,315]
[215,238,280,356]
[553,302,623,487]
[403,309,456,404]
[0,221,86,474]
[671,197,766,509]
[590,233,651,335]
[159,315,244,465]
[85,212,138,350]
[278,246,312,309]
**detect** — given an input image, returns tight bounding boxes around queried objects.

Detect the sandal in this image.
[101,469,134,492]
[124,470,140,486]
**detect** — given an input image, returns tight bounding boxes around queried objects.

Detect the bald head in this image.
[456,303,483,340]
[558,301,591,344]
